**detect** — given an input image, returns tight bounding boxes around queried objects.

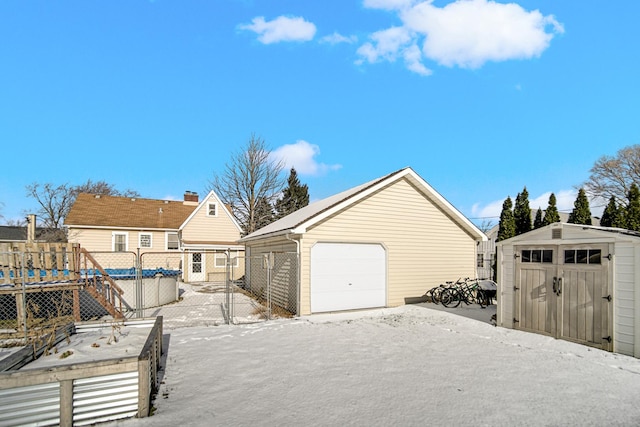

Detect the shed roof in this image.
[496,222,640,246]
[64,193,197,230]
[241,167,486,242]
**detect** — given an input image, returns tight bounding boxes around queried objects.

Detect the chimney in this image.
[183,191,199,205]
[26,214,36,243]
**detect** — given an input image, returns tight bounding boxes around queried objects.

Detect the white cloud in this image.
[363,0,415,10]
[320,32,358,45]
[358,0,564,75]
[239,16,316,44]
[356,26,412,63]
[471,199,506,220]
[271,140,342,176]
[403,43,432,75]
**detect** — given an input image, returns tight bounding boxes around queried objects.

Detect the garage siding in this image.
[299,178,477,315]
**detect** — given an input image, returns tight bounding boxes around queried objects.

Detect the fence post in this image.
[16,251,28,339]
[225,250,231,325]
[135,249,142,318]
[267,253,272,321]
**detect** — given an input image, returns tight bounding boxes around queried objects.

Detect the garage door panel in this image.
[311,243,386,313]
[312,288,385,312]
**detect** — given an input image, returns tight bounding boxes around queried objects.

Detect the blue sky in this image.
[1,0,639,228]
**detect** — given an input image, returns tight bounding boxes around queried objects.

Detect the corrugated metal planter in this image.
[0,317,163,426]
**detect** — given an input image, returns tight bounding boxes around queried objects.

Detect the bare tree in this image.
[26,180,140,242]
[477,219,496,234]
[71,179,139,200]
[584,144,640,206]
[209,134,285,235]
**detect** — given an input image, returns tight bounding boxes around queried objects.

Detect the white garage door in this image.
[310,243,386,313]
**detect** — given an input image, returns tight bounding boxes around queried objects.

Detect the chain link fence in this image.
[231,252,298,321]
[1,247,299,342]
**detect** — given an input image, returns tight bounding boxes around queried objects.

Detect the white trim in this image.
[206,202,218,217]
[66,225,179,232]
[138,232,153,249]
[165,231,179,251]
[215,252,240,268]
[112,232,128,252]
[179,190,243,232]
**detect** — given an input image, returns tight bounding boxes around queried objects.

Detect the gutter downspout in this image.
[285,232,301,317]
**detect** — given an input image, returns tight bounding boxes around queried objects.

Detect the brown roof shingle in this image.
[64,193,197,229]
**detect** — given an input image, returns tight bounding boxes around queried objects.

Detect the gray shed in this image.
[496,222,640,357]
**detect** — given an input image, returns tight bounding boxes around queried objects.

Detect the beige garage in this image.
[241,167,486,316]
[496,222,640,357]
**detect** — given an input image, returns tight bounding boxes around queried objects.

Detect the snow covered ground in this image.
[103,304,640,427]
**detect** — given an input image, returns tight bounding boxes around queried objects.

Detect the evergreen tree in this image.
[533,208,543,229]
[624,183,640,231]
[542,193,561,225]
[497,197,516,242]
[514,187,532,235]
[275,168,310,219]
[254,196,275,230]
[600,196,622,227]
[567,188,592,225]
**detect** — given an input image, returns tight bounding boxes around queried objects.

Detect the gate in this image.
[514,243,612,351]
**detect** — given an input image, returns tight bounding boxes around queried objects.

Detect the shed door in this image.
[514,244,611,351]
[310,243,386,313]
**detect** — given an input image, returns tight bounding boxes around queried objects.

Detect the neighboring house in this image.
[496,222,640,358]
[0,215,46,244]
[64,191,244,282]
[241,167,487,316]
[477,212,601,280]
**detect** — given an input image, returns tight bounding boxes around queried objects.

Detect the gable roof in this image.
[241,167,486,242]
[496,222,640,246]
[486,211,602,240]
[64,193,197,230]
[179,190,243,232]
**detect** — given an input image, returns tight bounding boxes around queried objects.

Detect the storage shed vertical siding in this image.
[614,242,635,355]
[299,178,477,315]
[497,223,640,358]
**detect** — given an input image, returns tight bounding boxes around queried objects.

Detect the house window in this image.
[139,233,152,248]
[166,232,179,250]
[215,252,240,268]
[477,253,484,268]
[207,203,218,217]
[113,232,128,252]
[521,249,553,263]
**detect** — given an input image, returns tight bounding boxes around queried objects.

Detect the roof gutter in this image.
[240,228,296,243]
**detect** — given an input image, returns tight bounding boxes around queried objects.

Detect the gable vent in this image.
[552,228,562,239]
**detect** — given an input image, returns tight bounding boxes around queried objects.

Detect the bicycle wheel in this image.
[476,289,488,308]
[440,288,453,307]
[442,288,462,308]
